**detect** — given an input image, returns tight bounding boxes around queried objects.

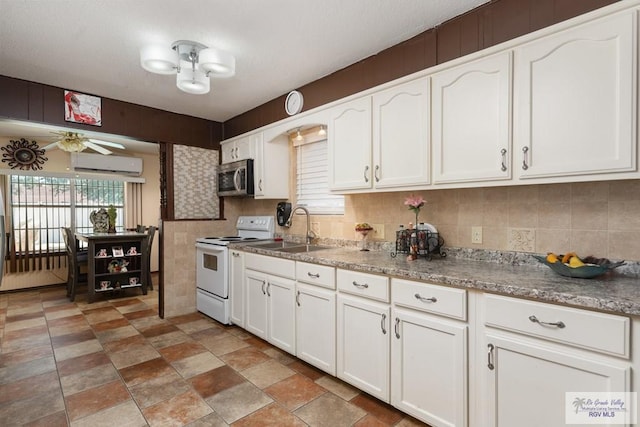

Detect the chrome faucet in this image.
[286,205,315,244]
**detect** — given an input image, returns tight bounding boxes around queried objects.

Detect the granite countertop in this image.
[236,243,640,317]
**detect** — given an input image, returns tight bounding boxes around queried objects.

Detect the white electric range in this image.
[195,216,275,324]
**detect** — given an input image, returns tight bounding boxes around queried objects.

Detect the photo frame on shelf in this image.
[96,248,108,258]
[99,280,110,290]
[112,246,124,257]
[129,277,139,286]
[126,246,138,255]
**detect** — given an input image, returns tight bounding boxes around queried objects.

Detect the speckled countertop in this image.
[235,243,640,317]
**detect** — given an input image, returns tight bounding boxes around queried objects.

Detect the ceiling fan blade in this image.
[88,139,125,150]
[84,141,112,155]
[42,142,59,151]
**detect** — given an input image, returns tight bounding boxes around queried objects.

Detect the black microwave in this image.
[218,159,254,197]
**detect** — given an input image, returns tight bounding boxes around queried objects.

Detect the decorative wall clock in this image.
[1,138,48,170]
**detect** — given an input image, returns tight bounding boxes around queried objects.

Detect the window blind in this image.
[296,139,344,215]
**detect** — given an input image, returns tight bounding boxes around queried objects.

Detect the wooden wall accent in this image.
[224,0,617,138]
[0,75,223,150]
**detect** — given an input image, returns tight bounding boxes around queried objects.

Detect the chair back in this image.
[61,227,75,257]
[146,226,156,253]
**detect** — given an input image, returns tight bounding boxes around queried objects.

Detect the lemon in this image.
[569,256,585,268]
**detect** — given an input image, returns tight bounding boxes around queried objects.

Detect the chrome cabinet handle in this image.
[500,148,507,172]
[258,179,263,191]
[374,165,380,182]
[381,313,387,334]
[415,293,437,303]
[394,317,400,339]
[261,280,266,295]
[522,146,529,170]
[364,165,369,183]
[352,281,368,289]
[529,315,565,329]
[487,343,495,370]
[266,283,271,297]
[307,272,320,279]
[296,290,301,307]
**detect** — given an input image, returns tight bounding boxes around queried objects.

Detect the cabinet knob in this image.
[363,165,370,183]
[500,148,507,172]
[528,315,565,329]
[374,165,380,182]
[380,313,387,335]
[522,146,529,170]
[487,343,495,370]
[352,281,369,289]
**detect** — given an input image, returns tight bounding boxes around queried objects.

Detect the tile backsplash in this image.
[230,180,640,262]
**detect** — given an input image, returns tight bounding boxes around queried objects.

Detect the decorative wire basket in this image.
[391,229,446,260]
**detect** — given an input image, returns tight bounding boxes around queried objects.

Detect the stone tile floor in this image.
[0,285,428,426]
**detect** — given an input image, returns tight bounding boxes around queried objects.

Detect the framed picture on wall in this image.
[64,90,102,126]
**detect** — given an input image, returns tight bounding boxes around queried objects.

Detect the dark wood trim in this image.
[0,75,223,149]
[223,0,618,138]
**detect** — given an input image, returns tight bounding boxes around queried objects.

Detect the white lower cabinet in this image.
[482,334,630,427]
[392,307,468,427]
[229,250,244,327]
[480,294,632,427]
[337,293,390,402]
[244,254,296,354]
[296,283,336,375]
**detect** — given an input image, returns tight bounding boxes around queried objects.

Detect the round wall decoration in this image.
[285,90,304,116]
[1,138,48,170]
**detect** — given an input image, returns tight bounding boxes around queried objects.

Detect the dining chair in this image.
[61,227,88,302]
[144,225,156,290]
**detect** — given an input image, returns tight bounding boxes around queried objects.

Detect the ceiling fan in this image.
[42,131,125,155]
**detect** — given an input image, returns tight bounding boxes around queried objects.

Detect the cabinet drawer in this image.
[244,253,295,279]
[296,262,335,289]
[392,278,466,321]
[337,269,389,302]
[484,294,630,358]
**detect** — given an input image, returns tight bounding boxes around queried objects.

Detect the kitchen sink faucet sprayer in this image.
[285,205,316,244]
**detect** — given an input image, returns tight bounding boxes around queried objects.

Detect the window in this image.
[9,175,124,257]
[295,134,344,215]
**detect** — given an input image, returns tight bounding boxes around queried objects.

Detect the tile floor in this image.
[0,284,428,426]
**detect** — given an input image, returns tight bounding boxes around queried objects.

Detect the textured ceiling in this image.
[0,0,489,124]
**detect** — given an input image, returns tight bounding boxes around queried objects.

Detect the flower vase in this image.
[358,229,370,251]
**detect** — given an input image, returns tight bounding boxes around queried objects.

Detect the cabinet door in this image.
[328,97,372,191]
[515,11,636,179]
[391,308,468,427]
[221,140,236,164]
[252,132,289,199]
[373,77,430,189]
[483,333,630,427]
[245,269,268,339]
[296,283,336,375]
[229,250,244,327]
[432,53,511,184]
[235,137,254,162]
[337,293,390,402]
[266,275,296,354]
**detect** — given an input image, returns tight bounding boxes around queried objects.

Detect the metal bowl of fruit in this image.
[533,253,625,279]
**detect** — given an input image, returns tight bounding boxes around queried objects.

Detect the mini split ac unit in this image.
[71,153,143,176]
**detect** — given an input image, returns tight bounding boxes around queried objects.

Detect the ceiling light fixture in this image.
[56,132,89,152]
[318,125,327,136]
[140,40,235,95]
[295,128,304,142]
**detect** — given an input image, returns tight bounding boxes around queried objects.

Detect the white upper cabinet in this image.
[221,136,254,164]
[253,132,290,199]
[514,10,637,180]
[432,52,512,184]
[328,96,373,191]
[373,77,431,189]
[329,77,430,193]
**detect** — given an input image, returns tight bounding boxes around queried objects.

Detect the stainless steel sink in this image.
[247,241,300,249]
[276,244,331,253]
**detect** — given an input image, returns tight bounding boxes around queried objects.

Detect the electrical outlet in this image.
[471,226,483,244]
[371,223,384,239]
